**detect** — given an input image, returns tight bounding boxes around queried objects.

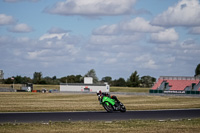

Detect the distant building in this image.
[0,70,4,79]
[150,76,200,94]
[60,77,110,92]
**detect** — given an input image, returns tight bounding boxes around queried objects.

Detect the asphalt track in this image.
[0,109,200,123]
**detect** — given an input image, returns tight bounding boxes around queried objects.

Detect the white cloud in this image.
[150,28,179,43]
[104,58,117,64]
[46,0,137,16]
[134,54,158,69]
[93,17,164,35]
[85,56,98,62]
[144,60,158,69]
[27,49,50,60]
[26,43,79,62]
[39,28,71,41]
[189,26,200,34]
[120,17,164,33]
[39,33,69,40]
[93,24,119,35]
[0,14,16,25]
[180,39,196,48]
[151,0,200,27]
[90,34,143,46]
[8,23,33,33]
[165,57,176,63]
[154,38,200,66]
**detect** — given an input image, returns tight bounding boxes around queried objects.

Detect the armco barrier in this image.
[149,90,163,93]
[185,91,200,95]
[150,89,200,94]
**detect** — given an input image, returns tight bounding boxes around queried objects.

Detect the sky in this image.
[0,0,200,80]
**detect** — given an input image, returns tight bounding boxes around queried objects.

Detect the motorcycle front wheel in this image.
[103,102,114,113]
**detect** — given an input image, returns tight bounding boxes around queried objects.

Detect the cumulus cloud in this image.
[93,17,164,35]
[93,24,119,35]
[0,14,16,25]
[189,26,200,34]
[151,0,200,27]
[90,34,143,46]
[39,33,69,41]
[150,28,179,43]
[89,17,168,71]
[8,23,33,33]
[103,58,117,64]
[120,17,164,33]
[0,31,81,73]
[180,39,196,48]
[45,0,137,16]
[39,27,72,40]
[155,38,200,63]
[134,54,158,69]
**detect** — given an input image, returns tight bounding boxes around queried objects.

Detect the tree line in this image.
[0,69,156,87]
[1,63,200,87]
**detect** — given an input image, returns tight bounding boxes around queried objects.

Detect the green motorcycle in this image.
[99,96,126,113]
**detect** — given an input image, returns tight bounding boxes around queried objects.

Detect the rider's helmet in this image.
[97,90,102,96]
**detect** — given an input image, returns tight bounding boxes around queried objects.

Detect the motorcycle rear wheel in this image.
[120,105,126,112]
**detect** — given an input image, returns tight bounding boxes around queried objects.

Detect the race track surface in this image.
[0,109,200,123]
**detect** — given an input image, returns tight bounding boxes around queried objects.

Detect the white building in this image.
[60,77,110,92]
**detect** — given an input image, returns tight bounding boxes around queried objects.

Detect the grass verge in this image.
[110,87,150,93]
[0,119,200,133]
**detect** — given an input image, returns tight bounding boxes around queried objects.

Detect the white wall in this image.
[60,84,110,92]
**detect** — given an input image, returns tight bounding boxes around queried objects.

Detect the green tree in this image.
[60,76,67,83]
[127,71,140,87]
[43,76,52,84]
[21,76,32,83]
[14,75,23,84]
[195,63,200,77]
[33,72,42,84]
[10,75,33,84]
[85,69,98,83]
[140,75,156,87]
[75,75,82,83]
[102,76,112,84]
[67,75,76,83]
[59,75,82,83]
[51,76,60,85]
[111,78,126,86]
[4,78,13,84]
[52,76,57,80]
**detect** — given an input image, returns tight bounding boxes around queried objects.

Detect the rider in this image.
[96,90,121,106]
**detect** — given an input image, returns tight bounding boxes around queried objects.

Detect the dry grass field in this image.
[110,87,150,93]
[1,86,200,133]
[0,92,200,112]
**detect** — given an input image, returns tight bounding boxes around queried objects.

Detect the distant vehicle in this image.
[21,83,33,92]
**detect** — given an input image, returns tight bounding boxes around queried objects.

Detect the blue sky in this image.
[0,0,200,80]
